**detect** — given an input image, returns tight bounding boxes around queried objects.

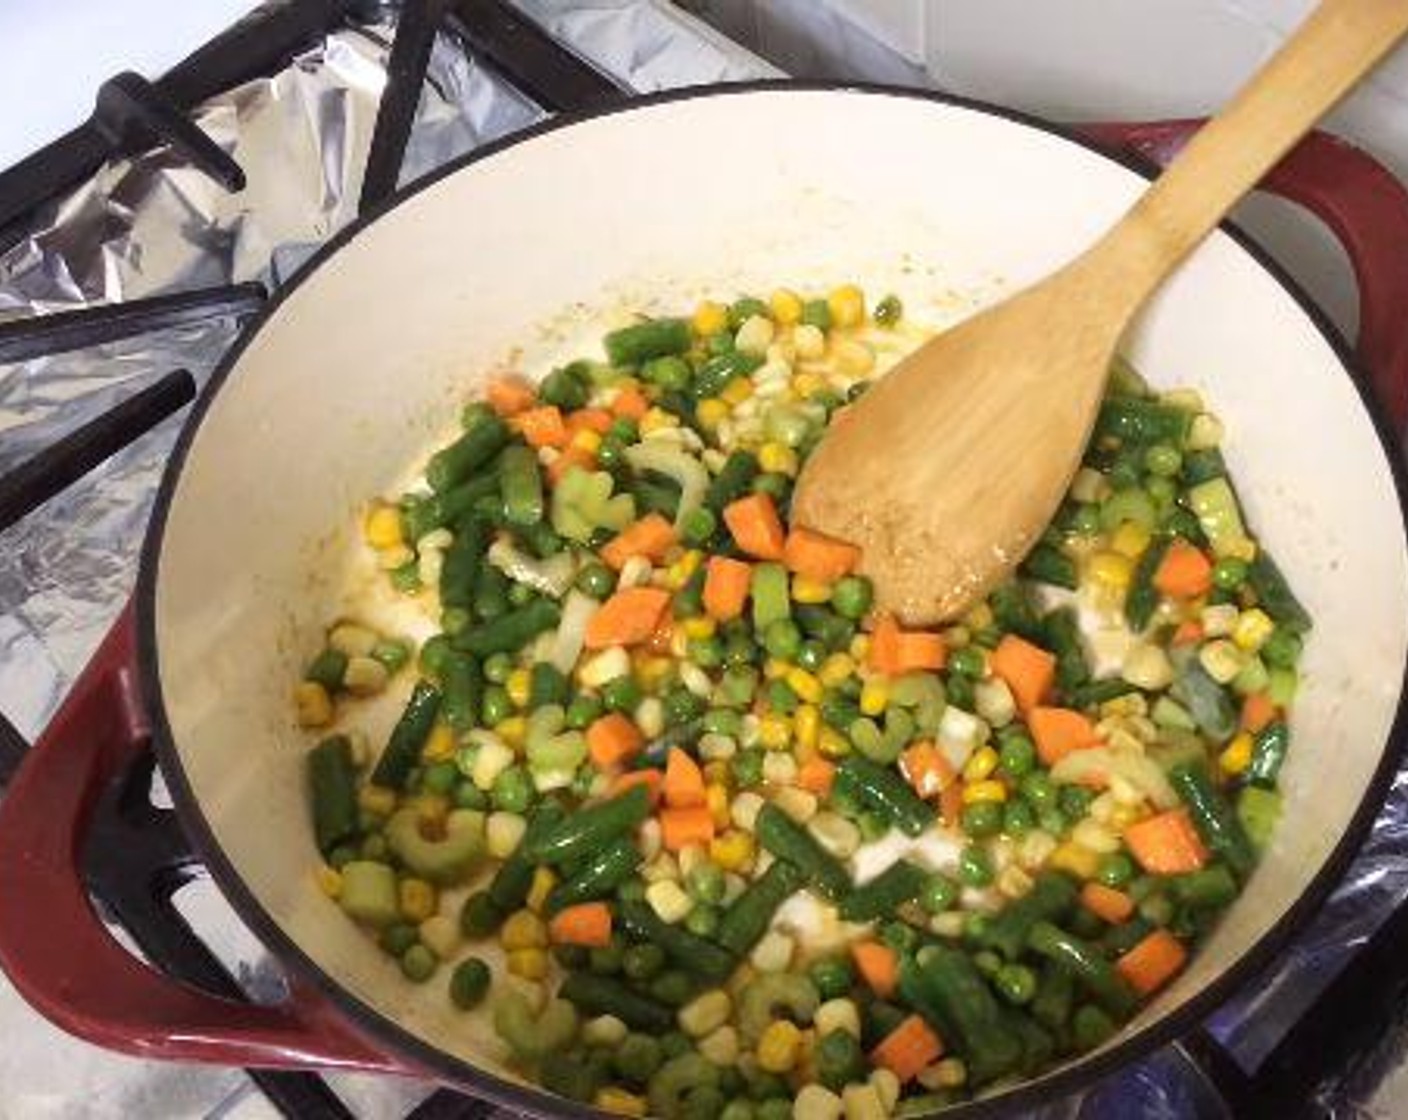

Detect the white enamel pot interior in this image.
[141,85,1408,1114]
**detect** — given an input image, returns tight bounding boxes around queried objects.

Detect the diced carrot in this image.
[989,634,1057,716]
[870,1015,944,1083]
[600,513,678,571]
[611,768,663,806]
[900,741,956,800]
[566,408,614,435]
[584,587,671,649]
[1116,929,1189,996]
[547,445,596,485]
[722,493,786,560]
[1081,882,1135,924]
[1171,620,1205,646]
[514,405,569,448]
[1155,540,1214,599]
[664,747,706,809]
[587,712,645,769]
[869,614,903,676]
[782,527,861,582]
[1028,706,1100,766]
[939,781,964,828]
[660,806,715,851]
[487,374,536,416]
[895,631,948,672]
[1241,692,1278,734]
[611,384,649,420]
[549,902,614,948]
[851,941,899,999]
[797,757,836,797]
[1124,808,1209,874]
[703,556,752,621]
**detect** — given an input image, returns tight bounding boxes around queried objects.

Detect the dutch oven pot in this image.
[2,86,1408,1116]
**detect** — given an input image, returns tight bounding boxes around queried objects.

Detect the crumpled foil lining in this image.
[0,2,1404,1117]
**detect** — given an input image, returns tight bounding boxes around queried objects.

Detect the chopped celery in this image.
[1237,786,1283,851]
[1186,477,1252,557]
[751,563,791,631]
[338,861,400,927]
[624,442,709,528]
[549,467,635,542]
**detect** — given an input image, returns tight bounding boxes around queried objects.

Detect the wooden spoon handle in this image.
[1105,0,1408,294]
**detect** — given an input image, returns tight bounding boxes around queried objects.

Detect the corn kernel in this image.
[505,669,531,709]
[639,407,679,436]
[1220,732,1254,776]
[295,681,334,728]
[1048,842,1101,880]
[849,634,871,661]
[758,714,792,750]
[706,783,731,829]
[693,300,728,336]
[696,398,728,430]
[962,779,1008,805]
[595,1088,648,1117]
[710,829,755,871]
[758,441,799,476]
[315,865,342,898]
[358,784,397,816]
[786,667,823,704]
[495,716,526,749]
[421,722,456,763]
[789,375,824,405]
[818,726,851,758]
[962,745,999,783]
[399,879,436,923]
[1223,537,1259,563]
[790,575,833,605]
[703,759,731,785]
[859,679,889,717]
[571,428,602,455]
[827,284,866,329]
[1088,551,1134,590]
[506,948,548,981]
[761,658,789,682]
[794,704,821,752]
[831,338,875,378]
[1110,804,1146,830]
[646,879,694,924]
[1232,608,1275,653]
[721,378,755,406]
[527,867,558,914]
[770,288,803,325]
[634,655,675,690]
[757,1020,803,1073]
[501,909,548,950]
[1199,639,1246,684]
[1072,818,1119,854]
[364,503,404,550]
[819,653,856,687]
[1110,521,1152,559]
[682,615,717,640]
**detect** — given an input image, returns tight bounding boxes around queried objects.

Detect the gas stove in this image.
[2,3,1407,1118]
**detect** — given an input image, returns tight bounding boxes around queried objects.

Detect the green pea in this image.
[1211,556,1249,591]
[973,949,1003,978]
[958,844,994,887]
[720,1102,756,1120]
[360,833,389,861]
[998,733,1037,778]
[481,652,512,683]
[614,1033,663,1083]
[1003,799,1037,836]
[687,862,727,905]
[724,633,758,669]
[1261,628,1302,669]
[602,676,643,714]
[623,943,667,981]
[764,619,803,660]
[481,684,514,725]
[961,801,1004,839]
[873,294,903,326]
[553,943,589,969]
[995,963,1037,1005]
[650,969,696,1006]
[589,939,626,975]
[664,685,705,727]
[1060,785,1095,819]
[964,912,992,945]
[796,640,826,671]
[659,1031,692,1059]
[1144,444,1183,478]
[732,749,764,787]
[565,692,605,730]
[920,875,958,914]
[418,635,452,675]
[765,678,798,715]
[491,766,533,813]
[380,923,418,957]
[507,581,535,607]
[597,436,628,469]
[454,780,488,810]
[702,707,743,737]
[440,607,471,636]
[1020,771,1058,810]
[1146,475,1177,507]
[949,646,987,679]
[400,944,438,982]
[1072,1005,1117,1051]
[755,1100,792,1120]
[946,673,975,710]
[449,957,491,1008]
[1069,502,1102,536]
[576,563,617,599]
[681,506,717,546]
[685,905,720,938]
[371,639,411,674]
[830,575,874,620]
[688,636,725,669]
[808,955,855,1001]
[751,472,789,501]
[609,417,639,443]
[420,760,459,796]
[644,355,693,392]
[1038,806,1070,837]
[881,920,921,954]
[1139,893,1174,926]
[1096,852,1136,889]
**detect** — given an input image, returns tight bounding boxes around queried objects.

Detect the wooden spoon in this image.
[791,0,1408,625]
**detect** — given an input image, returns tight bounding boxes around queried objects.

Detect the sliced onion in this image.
[624,441,709,528]
[1050,745,1178,810]
[547,590,597,675]
[487,538,575,598]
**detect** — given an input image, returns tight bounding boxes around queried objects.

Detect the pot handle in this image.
[1079,119,1408,430]
[0,606,413,1074]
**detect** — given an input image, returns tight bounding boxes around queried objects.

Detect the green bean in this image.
[526,785,651,866]
[839,859,927,922]
[1006,1008,1056,1073]
[978,872,1079,960]
[671,564,706,619]
[629,473,681,521]
[1020,543,1077,589]
[1101,916,1154,959]
[546,837,641,914]
[1068,678,1138,710]
[1125,534,1172,632]
[705,451,759,512]
[540,364,590,409]
[1248,549,1311,633]
[427,415,510,492]
[905,949,1022,1085]
[1170,864,1239,910]
[497,444,543,527]
[1042,608,1090,695]
[1026,921,1138,1020]
[305,648,348,692]
[716,858,804,955]
[989,582,1043,642]
[453,598,560,657]
[1032,961,1076,1033]
[1181,447,1227,485]
[559,972,674,1033]
[1169,762,1257,879]
[1071,1004,1117,1052]
[370,681,441,789]
[1247,722,1290,788]
[439,651,482,733]
[835,756,933,837]
[604,319,691,367]
[1094,397,1192,446]
[307,735,358,855]
[487,801,566,912]
[403,472,501,540]
[1238,785,1282,851]
[793,604,855,651]
[755,804,851,900]
[694,351,765,400]
[616,900,737,984]
[472,562,510,620]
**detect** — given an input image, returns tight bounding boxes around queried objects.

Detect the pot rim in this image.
[136,79,1408,1118]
